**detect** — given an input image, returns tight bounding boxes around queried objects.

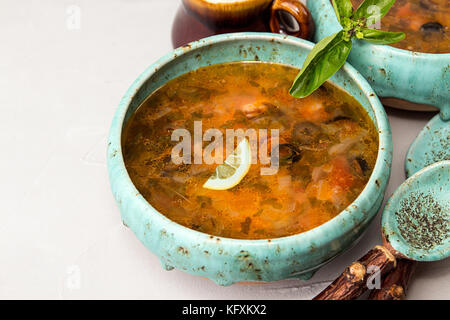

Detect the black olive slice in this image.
[355,156,369,174]
[292,121,323,145]
[278,144,302,164]
[421,22,444,33]
[326,115,352,123]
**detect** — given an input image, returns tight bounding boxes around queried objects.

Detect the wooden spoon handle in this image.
[313,246,397,300]
[368,260,417,300]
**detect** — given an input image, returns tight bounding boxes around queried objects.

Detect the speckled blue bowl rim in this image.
[107,33,392,252]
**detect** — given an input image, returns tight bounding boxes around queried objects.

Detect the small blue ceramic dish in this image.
[382,160,450,262]
[107,33,392,285]
[307,0,450,118]
[405,114,450,177]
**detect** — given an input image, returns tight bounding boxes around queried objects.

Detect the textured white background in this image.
[0,0,448,299]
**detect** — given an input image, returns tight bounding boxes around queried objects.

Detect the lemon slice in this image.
[203,138,252,190]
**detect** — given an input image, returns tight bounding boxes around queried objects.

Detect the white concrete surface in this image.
[0,0,448,299]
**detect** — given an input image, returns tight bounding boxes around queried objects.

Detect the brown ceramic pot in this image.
[172,0,314,48]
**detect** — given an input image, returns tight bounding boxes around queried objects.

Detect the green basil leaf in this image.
[332,0,354,25]
[361,28,405,44]
[354,0,395,25]
[289,31,352,98]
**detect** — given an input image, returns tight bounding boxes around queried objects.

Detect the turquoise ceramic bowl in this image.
[307,0,450,119]
[107,33,392,285]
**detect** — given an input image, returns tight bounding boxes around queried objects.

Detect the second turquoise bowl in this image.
[107,33,392,285]
[307,0,450,119]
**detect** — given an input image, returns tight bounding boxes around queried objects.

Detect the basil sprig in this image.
[290,0,405,98]
[353,0,395,24]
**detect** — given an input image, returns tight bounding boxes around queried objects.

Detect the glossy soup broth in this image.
[123,62,379,239]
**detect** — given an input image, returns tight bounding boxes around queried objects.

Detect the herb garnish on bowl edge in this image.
[290,0,405,98]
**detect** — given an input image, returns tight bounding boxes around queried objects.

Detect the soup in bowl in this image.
[107,33,392,285]
[308,0,450,116]
[123,62,379,240]
[350,0,449,54]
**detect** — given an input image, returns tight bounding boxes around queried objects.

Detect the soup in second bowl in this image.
[351,0,449,53]
[122,62,378,239]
